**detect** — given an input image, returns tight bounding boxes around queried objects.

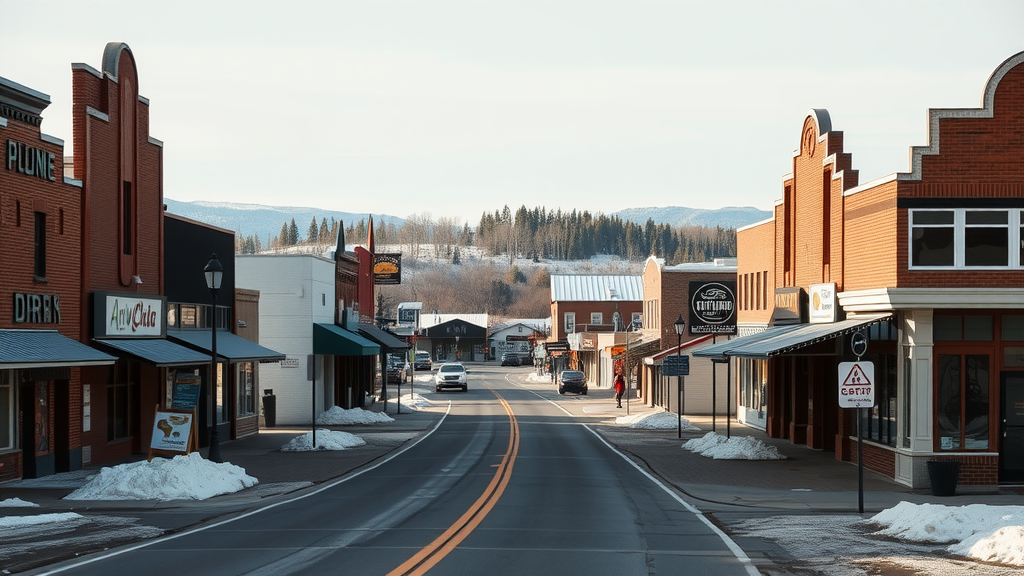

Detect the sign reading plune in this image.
[689,281,737,335]
[373,253,402,285]
[94,292,166,338]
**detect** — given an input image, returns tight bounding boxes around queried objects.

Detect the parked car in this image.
[435,363,468,392]
[500,352,521,366]
[386,354,407,384]
[558,370,587,395]
[414,350,433,371]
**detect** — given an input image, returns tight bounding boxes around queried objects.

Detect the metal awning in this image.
[94,338,212,367]
[357,324,410,351]
[313,323,381,356]
[1,329,117,369]
[168,329,285,363]
[692,313,893,359]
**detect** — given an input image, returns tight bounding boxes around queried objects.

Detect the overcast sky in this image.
[3,1,1022,225]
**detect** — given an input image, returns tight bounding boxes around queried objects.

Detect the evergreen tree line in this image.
[236,206,736,264]
[475,205,736,264]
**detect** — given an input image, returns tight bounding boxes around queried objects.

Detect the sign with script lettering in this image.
[94,292,166,338]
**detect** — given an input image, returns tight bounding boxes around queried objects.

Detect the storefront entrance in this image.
[999,371,1024,483]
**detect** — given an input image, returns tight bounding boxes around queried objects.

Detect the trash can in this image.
[926,460,960,497]
[262,390,276,428]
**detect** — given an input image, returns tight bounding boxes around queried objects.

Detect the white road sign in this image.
[838,361,874,408]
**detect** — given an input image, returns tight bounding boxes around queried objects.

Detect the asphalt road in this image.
[31,366,757,576]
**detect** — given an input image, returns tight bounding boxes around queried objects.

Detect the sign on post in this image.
[838,361,874,408]
[663,355,690,377]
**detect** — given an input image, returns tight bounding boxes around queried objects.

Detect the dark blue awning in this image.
[357,324,410,351]
[94,338,211,367]
[168,329,285,363]
[0,329,116,368]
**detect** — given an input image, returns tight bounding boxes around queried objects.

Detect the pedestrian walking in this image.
[614,372,625,408]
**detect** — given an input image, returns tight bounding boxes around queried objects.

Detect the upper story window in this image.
[590,312,603,326]
[564,312,575,334]
[34,212,46,279]
[910,209,1022,269]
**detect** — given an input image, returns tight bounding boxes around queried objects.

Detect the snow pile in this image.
[281,429,366,452]
[526,372,552,383]
[869,502,1024,566]
[683,432,786,460]
[0,512,83,530]
[64,453,258,501]
[387,393,434,411]
[617,411,700,431]
[316,406,394,425]
[0,497,39,508]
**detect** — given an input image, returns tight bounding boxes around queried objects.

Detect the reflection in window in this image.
[936,353,990,451]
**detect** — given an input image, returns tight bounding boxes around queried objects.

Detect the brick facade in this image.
[735,52,1024,489]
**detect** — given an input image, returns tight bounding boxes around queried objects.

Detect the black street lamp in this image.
[674,314,686,439]
[204,253,224,463]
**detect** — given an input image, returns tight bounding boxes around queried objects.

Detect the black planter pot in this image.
[926,460,960,497]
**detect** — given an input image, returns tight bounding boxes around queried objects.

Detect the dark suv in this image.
[500,352,520,366]
[558,370,587,395]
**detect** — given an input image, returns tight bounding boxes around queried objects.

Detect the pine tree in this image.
[307,217,319,243]
[288,219,299,245]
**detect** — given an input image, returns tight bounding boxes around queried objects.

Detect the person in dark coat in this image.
[614,373,625,408]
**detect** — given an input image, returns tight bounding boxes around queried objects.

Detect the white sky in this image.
[2,1,1022,224]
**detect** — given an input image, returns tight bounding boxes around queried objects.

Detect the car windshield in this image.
[562,371,584,378]
[439,365,464,373]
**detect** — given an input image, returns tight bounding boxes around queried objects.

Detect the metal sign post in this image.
[840,330,872,513]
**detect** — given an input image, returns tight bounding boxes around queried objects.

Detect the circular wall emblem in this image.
[691,282,736,325]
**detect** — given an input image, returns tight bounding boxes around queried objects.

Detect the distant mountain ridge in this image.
[610,206,771,229]
[163,199,405,242]
[163,199,771,243]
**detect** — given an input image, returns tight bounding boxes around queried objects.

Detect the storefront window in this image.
[238,363,255,417]
[1003,315,1024,341]
[863,354,897,446]
[936,353,990,451]
[108,361,138,441]
[902,346,912,448]
[910,208,1022,269]
[0,372,11,450]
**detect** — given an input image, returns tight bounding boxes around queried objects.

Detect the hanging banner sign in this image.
[373,253,402,285]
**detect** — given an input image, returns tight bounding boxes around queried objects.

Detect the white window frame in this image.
[909,208,1022,270]
[631,312,643,328]
[590,312,603,326]
[564,312,575,334]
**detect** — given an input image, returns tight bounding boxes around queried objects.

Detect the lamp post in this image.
[674,314,685,439]
[204,253,224,463]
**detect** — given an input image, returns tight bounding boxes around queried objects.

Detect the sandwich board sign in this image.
[838,362,874,408]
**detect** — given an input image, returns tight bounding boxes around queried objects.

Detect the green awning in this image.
[313,323,381,356]
[1,329,116,369]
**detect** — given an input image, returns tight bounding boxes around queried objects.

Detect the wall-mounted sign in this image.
[13,292,61,324]
[94,292,165,338]
[771,287,806,326]
[809,283,838,324]
[373,253,402,285]
[5,139,56,181]
[689,281,737,335]
[280,357,300,368]
[171,373,201,410]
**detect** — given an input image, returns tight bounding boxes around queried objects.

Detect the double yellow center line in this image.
[388,388,520,576]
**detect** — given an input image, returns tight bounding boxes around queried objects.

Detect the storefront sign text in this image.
[6,139,55,181]
[98,294,164,337]
[13,292,61,324]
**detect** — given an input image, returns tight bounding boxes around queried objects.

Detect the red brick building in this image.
[699,51,1024,489]
[0,76,115,480]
